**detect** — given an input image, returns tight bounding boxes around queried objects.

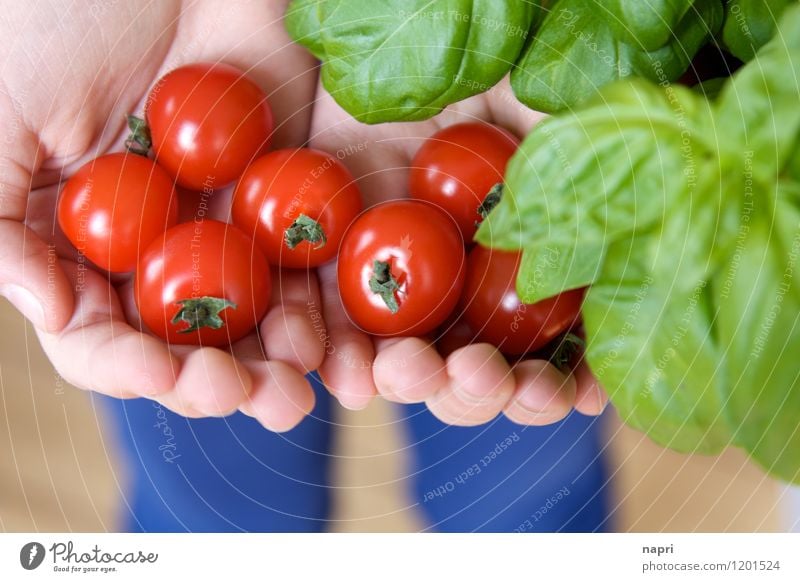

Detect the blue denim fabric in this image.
[102,372,609,532]
[100,373,333,532]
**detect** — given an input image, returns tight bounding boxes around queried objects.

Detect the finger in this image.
[260,268,324,373]
[36,260,178,398]
[165,346,252,417]
[504,359,576,426]
[1,101,72,332]
[316,262,377,409]
[425,343,515,426]
[0,220,73,332]
[372,337,448,403]
[239,359,315,432]
[573,358,609,416]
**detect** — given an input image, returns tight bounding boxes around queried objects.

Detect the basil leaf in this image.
[478,80,721,277]
[716,5,800,184]
[286,0,538,123]
[720,0,795,62]
[583,232,731,453]
[602,0,696,51]
[692,76,728,99]
[510,0,722,113]
[486,5,800,482]
[285,0,326,60]
[713,180,800,481]
[516,242,603,303]
[786,136,800,182]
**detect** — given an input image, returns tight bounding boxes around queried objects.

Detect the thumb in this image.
[0,220,74,332]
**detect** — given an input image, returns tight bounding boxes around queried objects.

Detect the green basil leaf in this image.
[716,6,800,184]
[516,242,603,303]
[478,80,718,266]
[484,4,800,482]
[786,135,800,182]
[531,0,556,29]
[583,232,731,453]
[692,76,728,99]
[510,0,722,113]
[285,0,326,60]
[286,0,538,123]
[720,0,795,62]
[713,180,800,482]
[602,0,696,51]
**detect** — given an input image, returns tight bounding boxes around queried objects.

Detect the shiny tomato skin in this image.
[57,153,177,273]
[338,200,465,337]
[231,148,362,268]
[409,122,519,241]
[462,246,583,356]
[146,63,273,191]
[135,220,271,346]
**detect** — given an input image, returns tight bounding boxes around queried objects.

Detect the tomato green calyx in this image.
[476,183,504,223]
[172,296,237,333]
[548,332,585,371]
[368,260,400,314]
[125,115,152,157]
[285,213,327,250]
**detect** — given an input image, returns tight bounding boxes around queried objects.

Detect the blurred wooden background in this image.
[0,299,795,532]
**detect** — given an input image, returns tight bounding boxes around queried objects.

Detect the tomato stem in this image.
[172,296,237,333]
[476,183,504,224]
[548,332,585,371]
[125,115,152,157]
[285,214,327,250]
[368,260,400,314]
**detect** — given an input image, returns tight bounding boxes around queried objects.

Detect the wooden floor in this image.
[0,299,793,532]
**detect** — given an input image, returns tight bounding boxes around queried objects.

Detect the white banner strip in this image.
[1,533,797,580]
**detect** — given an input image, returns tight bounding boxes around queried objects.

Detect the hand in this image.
[1,0,325,430]
[307,79,609,425]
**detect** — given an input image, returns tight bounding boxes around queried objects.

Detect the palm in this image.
[3,0,321,428]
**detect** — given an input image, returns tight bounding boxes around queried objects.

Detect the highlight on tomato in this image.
[135,220,271,347]
[231,148,362,268]
[57,152,178,273]
[337,199,466,337]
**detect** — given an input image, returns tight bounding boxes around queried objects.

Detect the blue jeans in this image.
[101,373,610,532]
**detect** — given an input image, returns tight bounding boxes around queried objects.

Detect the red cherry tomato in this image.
[57,153,177,273]
[462,246,583,356]
[409,122,519,241]
[145,63,273,190]
[135,220,271,346]
[337,200,465,337]
[231,148,362,268]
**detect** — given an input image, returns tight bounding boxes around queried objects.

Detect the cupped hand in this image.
[3,0,608,431]
[1,0,323,431]
[308,79,609,426]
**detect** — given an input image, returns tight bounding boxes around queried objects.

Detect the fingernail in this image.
[455,381,499,405]
[509,398,557,419]
[598,397,610,414]
[1,284,46,330]
[515,377,561,413]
